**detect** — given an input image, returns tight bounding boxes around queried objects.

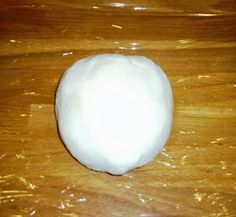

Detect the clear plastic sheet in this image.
[0,1,236,216]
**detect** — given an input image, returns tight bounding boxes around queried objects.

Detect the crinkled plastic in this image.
[1,1,235,216]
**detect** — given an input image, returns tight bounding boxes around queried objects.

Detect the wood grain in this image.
[0,1,236,216]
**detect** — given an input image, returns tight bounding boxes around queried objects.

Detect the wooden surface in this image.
[0,1,236,216]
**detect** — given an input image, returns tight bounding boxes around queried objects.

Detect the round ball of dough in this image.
[56,54,173,175]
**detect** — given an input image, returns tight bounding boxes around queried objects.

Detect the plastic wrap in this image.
[0,1,235,216]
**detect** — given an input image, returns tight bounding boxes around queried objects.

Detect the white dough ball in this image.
[56,54,173,175]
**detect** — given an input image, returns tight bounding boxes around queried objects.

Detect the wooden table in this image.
[0,1,236,216]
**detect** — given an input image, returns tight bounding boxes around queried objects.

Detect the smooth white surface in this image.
[56,54,173,175]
